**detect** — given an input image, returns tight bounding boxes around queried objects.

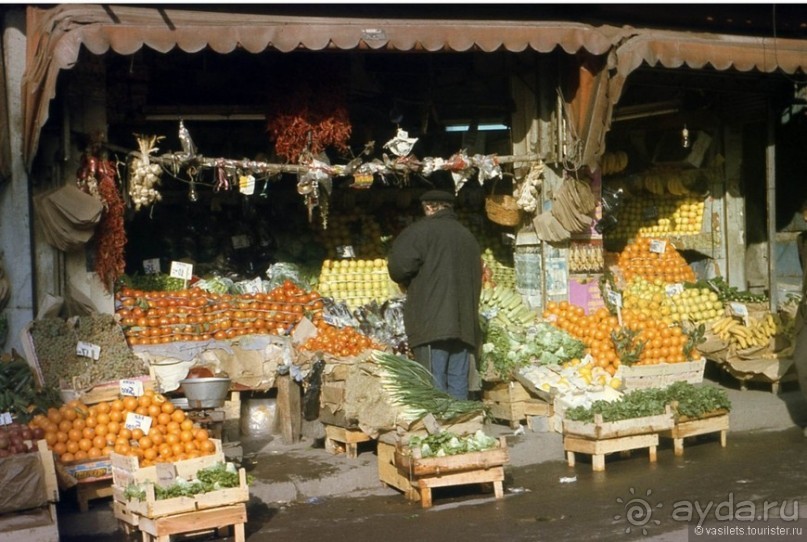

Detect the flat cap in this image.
[419,190,455,204]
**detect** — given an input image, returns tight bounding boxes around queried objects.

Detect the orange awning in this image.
[22,5,807,171]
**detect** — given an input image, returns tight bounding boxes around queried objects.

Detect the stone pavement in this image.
[57,378,807,540]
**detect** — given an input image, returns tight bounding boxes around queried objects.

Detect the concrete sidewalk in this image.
[57,382,807,540]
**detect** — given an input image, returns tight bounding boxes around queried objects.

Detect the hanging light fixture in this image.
[681,124,690,149]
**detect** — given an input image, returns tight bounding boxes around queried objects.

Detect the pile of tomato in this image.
[298,319,383,358]
[116,280,324,346]
[544,302,697,374]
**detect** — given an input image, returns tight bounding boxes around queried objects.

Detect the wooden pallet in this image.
[324,425,373,459]
[380,437,508,508]
[659,411,729,456]
[121,503,247,542]
[76,479,114,513]
[564,433,659,472]
[483,381,552,429]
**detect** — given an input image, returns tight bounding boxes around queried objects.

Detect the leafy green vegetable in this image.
[408,430,498,458]
[123,462,249,502]
[481,321,585,380]
[565,382,731,423]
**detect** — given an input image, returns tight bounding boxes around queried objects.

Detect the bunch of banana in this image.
[643,174,666,195]
[480,284,536,327]
[601,151,629,176]
[667,176,690,196]
[711,313,780,350]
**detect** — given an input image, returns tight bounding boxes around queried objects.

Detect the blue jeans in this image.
[413,340,471,400]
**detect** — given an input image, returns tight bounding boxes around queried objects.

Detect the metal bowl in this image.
[178,377,231,409]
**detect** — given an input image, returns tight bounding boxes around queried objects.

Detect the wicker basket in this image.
[485,193,521,226]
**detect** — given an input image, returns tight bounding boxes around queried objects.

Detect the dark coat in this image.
[387,208,482,349]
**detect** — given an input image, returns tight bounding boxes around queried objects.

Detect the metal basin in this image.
[178,377,231,409]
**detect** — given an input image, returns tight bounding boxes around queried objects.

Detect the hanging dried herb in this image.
[266,83,352,163]
[77,148,126,292]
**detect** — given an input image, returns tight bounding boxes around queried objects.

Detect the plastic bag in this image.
[303,358,325,421]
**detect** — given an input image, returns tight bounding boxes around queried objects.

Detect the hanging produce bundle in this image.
[116,280,323,346]
[372,351,483,423]
[76,148,127,292]
[128,134,164,211]
[617,237,695,283]
[266,81,352,163]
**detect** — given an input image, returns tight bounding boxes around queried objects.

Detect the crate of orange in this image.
[29,390,219,484]
[543,301,705,389]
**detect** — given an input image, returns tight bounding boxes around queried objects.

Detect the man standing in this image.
[387,189,482,400]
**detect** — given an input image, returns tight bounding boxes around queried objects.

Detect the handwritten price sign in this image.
[0,412,12,425]
[170,261,194,281]
[124,412,152,434]
[143,258,161,275]
[76,341,101,360]
[119,380,145,397]
[665,283,684,297]
[649,239,667,254]
[607,290,623,308]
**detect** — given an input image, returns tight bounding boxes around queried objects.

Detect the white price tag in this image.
[242,277,263,294]
[239,174,256,195]
[649,239,667,254]
[336,246,356,259]
[607,290,623,308]
[170,261,194,281]
[76,341,101,360]
[124,412,153,434]
[143,258,161,275]
[231,234,251,250]
[120,379,144,397]
[729,302,749,317]
[665,283,684,297]
[0,412,12,425]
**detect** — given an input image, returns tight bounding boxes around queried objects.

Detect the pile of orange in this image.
[617,237,695,284]
[29,390,216,467]
[543,302,698,371]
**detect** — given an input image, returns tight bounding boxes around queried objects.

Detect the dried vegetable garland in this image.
[266,84,352,163]
[77,149,126,292]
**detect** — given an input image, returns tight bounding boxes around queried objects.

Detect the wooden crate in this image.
[483,381,552,429]
[110,439,223,488]
[0,440,59,542]
[562,409,675,440]
[564,433,660,472]
[76,479,114,513]
[659,410,730,456]
[119,502,247,542]
[62,456,112,484]
[111,468,248,519]
[615,358,706,390]
[387,436,509,508]
[324,425,373,459]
